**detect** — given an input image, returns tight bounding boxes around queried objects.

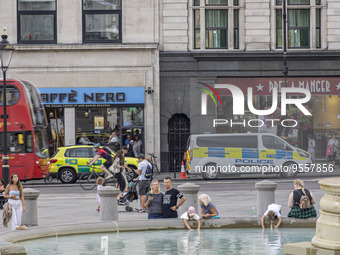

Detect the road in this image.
[21,173,337,194]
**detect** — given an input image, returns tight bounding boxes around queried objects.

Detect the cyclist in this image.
[87,143,114,180]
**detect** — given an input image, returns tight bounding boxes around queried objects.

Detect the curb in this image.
[0,217,317,254]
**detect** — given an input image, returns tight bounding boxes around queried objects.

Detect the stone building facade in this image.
[0,0,160,160]
[159,0,340,171]
[1,0,340,172]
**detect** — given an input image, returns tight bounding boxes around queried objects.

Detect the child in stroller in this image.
[117,168,139,212]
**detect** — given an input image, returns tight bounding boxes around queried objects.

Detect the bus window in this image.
[9,133,24,153]
[0,86,20,106]
[0,132,26,153]
[26,133,33,153]
[34,130,48,158]
[22,81,46,126]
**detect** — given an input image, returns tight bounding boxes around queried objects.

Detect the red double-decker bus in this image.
[0,79,49,180]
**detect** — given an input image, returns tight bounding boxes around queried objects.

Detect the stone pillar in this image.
[64,108,76,146]
[312,178,340,250]
[255,180,277,217]
[98,186,120,221]
[177,183,200,217]
[21,188,40,226]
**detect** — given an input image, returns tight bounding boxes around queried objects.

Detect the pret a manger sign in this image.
[200,83,312,128]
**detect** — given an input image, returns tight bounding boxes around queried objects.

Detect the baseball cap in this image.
[188,206,196,217]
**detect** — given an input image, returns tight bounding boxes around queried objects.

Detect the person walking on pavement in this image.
[110,150,128,194]
[4,173,26,230]
[88,143,114,180]
[162,177,186,218]
[132,154,152,213]
[327,134,339,167]
[96,177,104,212]
[307,134,316,163]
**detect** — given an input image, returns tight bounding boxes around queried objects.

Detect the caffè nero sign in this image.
[39,87,145,107]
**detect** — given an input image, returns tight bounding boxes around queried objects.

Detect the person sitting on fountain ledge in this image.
[287,179,317,219]
[261,203,282,229]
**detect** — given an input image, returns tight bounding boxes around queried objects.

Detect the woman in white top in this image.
[4,173,26,230]
[327,134,339,166]
[111,150,128,194]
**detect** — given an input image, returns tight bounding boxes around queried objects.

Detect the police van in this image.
[186,133,312,180]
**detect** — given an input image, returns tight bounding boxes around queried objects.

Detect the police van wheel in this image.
[280,162,298,178]
[202,163,219,180]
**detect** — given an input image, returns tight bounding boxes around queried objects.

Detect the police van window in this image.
[263,136,287,150]
[274,137,285,150]
[196,135,258,148]
[196,136,229,147]
[262,136,275,149]
[229,136,258,148]
[186,136,191,150]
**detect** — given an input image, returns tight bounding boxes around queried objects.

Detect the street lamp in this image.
[0,28,14,186]
[282,0,288,87]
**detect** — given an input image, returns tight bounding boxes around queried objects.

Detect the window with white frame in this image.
[82,0,122,43]
[275,0,322,49]
[193,0,239,49]
[17,0,57,44]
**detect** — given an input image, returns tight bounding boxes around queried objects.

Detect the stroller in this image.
[117,169,139,212]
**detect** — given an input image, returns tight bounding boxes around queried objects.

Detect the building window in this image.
[82,0,122,43]
[276,0,322,49]
[17,0,57,44]
[193,0,239,49]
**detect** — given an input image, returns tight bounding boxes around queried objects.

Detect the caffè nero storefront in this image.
[39,87,144,155]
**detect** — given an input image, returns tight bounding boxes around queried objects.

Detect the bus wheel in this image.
[202,163,219,180]
[59,168,77,184]
[280,162,298,178]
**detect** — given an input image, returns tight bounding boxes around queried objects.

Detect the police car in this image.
[186,133,312,180]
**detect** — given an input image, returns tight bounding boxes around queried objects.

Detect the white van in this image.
[186,133,312,179]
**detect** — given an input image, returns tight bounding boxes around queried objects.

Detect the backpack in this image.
[299,190,311,209]
[144,163,153,180]
[102,146,112,155]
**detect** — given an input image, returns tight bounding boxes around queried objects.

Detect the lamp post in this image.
[0,28,14,186]
[282,0,288,87]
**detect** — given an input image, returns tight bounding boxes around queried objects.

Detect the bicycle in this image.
[79,165,116,190]
[147,153,159,178]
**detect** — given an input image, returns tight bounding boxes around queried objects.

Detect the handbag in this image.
[109,159,121,174]
[326,146,333,156]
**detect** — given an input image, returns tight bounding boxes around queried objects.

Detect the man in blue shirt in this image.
[133,154,152,213]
